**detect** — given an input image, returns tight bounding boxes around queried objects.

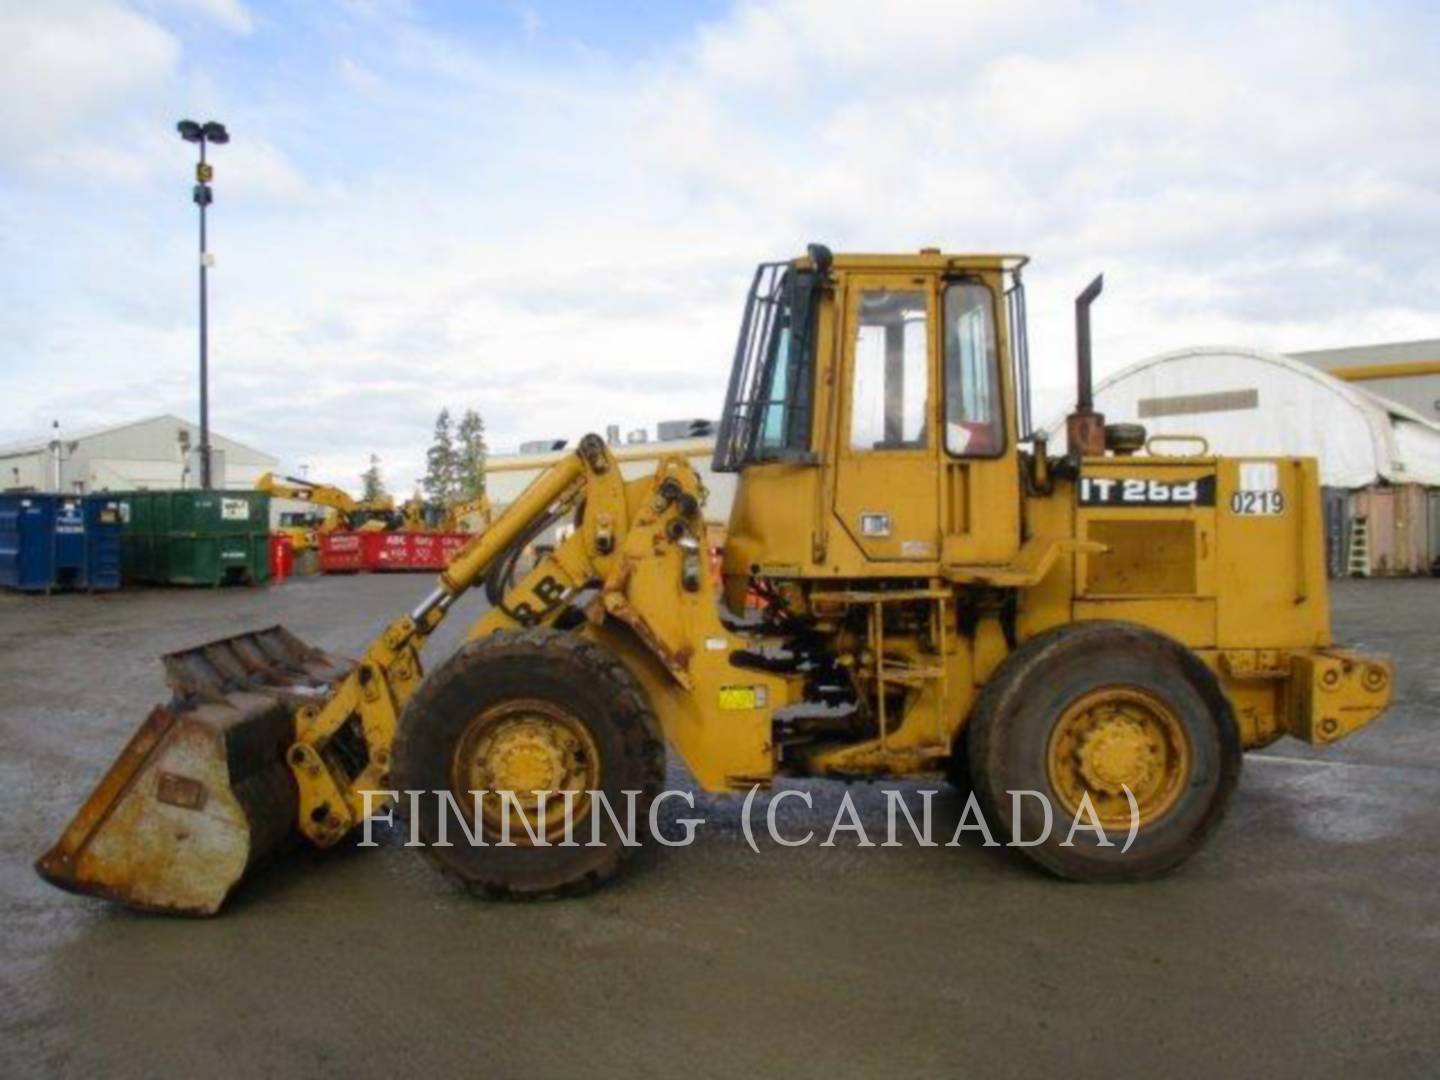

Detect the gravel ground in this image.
[1,574,1436,1078]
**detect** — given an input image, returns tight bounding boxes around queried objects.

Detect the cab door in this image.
[938,277,1020,565]
[832,273,942,563]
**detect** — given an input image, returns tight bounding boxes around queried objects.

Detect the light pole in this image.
[177,118,229,489]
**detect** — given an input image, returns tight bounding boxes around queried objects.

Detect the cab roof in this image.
[795,249,1029,274]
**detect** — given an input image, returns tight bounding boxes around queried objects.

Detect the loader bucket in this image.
[36,627,350,916]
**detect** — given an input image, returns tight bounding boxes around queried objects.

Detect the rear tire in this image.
[393,629,665,900]
[967,621,1241,881]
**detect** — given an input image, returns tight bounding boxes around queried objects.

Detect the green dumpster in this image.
[115,490,270,586]
[116,490,152,582]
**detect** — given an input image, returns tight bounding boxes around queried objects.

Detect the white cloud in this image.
[215,137,313,204]
[0,1,177,167]
[692,0,1070,88]
[149,0,254,35]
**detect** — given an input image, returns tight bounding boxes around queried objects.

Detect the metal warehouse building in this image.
[1292,339,1440,425]
[0,414,277,495]
[1067,346,1440,576]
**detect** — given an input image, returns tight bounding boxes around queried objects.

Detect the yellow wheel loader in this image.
[442,492,493,534]
[391,494,489,534]
[38,247,1393,914]
[273,508,325,554]
[398,495,445,533]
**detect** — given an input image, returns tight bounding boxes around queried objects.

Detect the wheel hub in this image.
[1078,718,1156,794]
[450,700,600,843]
[484,724,570,795]
[1046,687,1192,829]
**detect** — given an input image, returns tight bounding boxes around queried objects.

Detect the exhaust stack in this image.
[1066,274,1106,458]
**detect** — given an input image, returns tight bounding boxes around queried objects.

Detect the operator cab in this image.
[716,246,1033,580]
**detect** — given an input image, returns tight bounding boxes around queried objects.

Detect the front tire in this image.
[392,629,665,899]
[967,621,1241,881]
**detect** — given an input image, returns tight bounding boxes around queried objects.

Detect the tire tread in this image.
[392,628,665,901]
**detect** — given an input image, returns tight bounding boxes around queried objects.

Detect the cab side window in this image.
[850,290,929,450]
[944,282,1004,456]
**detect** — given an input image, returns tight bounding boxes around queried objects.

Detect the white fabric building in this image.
[0,414,277,494]
[1058,346,1440,489]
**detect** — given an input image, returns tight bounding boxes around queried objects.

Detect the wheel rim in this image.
[449,699,600,843]
[1045,686,1192,830]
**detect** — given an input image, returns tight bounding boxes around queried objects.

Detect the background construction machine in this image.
[256,472,399,551]
[39,246,1392,915]
[441,492,493,534]
[392,494,490,534]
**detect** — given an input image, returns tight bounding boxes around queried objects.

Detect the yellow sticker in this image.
[719,686,758,711]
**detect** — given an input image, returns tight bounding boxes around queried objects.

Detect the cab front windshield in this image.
[713,262,822,472]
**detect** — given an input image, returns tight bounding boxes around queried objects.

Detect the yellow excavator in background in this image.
[259,476,486,551]
[255,473,398,551]
[39,246,1393,915]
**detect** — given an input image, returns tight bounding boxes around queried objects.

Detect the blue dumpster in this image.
[82,496,123,590]
[0,494,122,592]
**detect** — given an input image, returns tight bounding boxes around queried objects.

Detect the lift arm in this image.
[287,434,630,846]
[256,471,361,513]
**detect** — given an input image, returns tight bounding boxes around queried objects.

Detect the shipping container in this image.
[1429,490,1440,574]
[1351,485,1430,576]
[0,494,121,592]
[114,490,270,586]
[1321,488,1350,579]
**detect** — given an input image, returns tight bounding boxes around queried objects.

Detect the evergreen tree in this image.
[360,453,387,502]
[423,408,458,502]
[455,408,488,498]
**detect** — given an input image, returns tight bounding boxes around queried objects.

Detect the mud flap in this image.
[36,627,349,916]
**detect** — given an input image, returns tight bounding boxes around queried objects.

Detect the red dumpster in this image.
[319,532,365,573]
[268,533,294,582]
[402,532,463,570]
[407,533,442,570]
[365,531,413,571]
[319,531,472,573]
[410,532,470,570]
[438,533,470,566]
[363,531,472,571]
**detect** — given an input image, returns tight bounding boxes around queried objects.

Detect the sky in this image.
[2,0,1438,494]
